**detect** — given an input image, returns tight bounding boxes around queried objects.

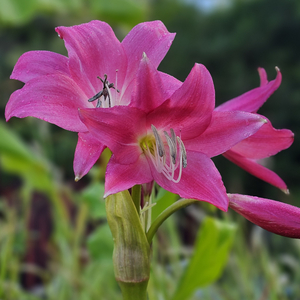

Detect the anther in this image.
[178,137,187,168]
[151,125,165,157]
[87,74,119,108]
[170,128,177,161]
[164,131,176,164]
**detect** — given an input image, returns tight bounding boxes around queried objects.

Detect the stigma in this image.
[88,73,119,108]
[142,125,187,183]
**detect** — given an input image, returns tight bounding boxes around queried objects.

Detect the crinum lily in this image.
[79,55,266,211]
[215,67,294,192]
[5,20,176,180]
[159,67,294,192]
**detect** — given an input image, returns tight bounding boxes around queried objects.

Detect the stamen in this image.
[96,100,102,108]
[151,125,165,157]
[178,137,187,168]
[164,131,176,164]
[144,125,188,184]
[170,129,177,148]
[87,74,119,108]
[115,70,119,93]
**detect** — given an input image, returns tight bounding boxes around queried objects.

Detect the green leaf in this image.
[80,182,106,219]
[0,0,37,25]
[172,217,236,300]
[0,122,53,191]
[88,0,148,27]
[152,188,178,221]
[87,223,113,260]
[0,121,34,162]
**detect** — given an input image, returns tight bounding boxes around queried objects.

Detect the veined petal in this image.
[56,21,127,100]
[229,194,300,238]
[130,54,165,112]
[150,151,228,211]
[122,20,175,85]
[230,120,294,159]
[159,71,182,99]
[223,150,288,191]
[6,74,89,132]
[78,106,146,165]
[147,64,215,140]
[258,67,268,86]
[216,67,281,113]
[74,132,105,181]
[184,111,266,157]
[104,154,153,197]
[11,51,70,83]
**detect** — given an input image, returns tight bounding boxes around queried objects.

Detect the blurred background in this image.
[1,0,300,299]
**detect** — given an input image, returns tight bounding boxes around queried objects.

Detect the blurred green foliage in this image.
[0,0,148,28]
[1,0,300,299]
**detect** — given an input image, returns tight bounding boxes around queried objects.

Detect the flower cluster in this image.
[6,21,300,237]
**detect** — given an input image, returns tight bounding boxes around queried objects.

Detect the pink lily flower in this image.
[5,20,176,180]
[79,55,266,211]
[216,68,294,192]
[229,194,300,238]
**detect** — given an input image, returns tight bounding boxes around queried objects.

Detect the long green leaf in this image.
[172,217,236,300]
[0,121,52,191]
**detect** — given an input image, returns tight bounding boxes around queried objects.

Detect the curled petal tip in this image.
[275,66,280,72]
[75,176,81,182]
[55,27,63,39]
[282,188,290,195]
[260,117,268,124]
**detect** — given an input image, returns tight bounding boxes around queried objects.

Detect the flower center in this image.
[88,73,119,108]
[140,125,187,183]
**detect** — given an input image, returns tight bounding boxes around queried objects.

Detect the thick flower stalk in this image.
[5,20,176,179]
[216,68,294,191]
[79,55,266,211]
[106,191,151,300]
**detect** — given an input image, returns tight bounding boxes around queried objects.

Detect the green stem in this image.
[106,191,150,300]
[146,198,199,244]
[118,281,148,300]
[131,185,141,215]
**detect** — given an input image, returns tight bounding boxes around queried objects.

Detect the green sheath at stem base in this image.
[118,281,148,300]
[106,190,151,300]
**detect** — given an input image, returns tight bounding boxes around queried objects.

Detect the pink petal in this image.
[130,54,165,112]
[216,67,281,113]
[11,51,70,83]
[122,20,175,86]
[223,150,288,191]
[229,120,294,159]
[104,154,153,197]
[6,74,89,132]
[185,111,266,157]
[78,106,146,165]
[258,67,268,86]
[151,151,228,211]
[74,132,105,181]
[229,194,300,238]
[56,21,127,100]
[147,64,214,140]
[159,71,182,99]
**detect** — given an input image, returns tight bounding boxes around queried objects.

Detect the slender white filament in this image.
[146,125,187,183]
